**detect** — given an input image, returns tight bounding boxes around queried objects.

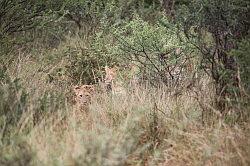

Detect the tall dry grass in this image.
[0,48,249,166]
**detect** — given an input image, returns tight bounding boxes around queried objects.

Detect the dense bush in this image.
[111,16,196,86]
[230,38,250,93]
[175,0,250,111]
[0,75,67,143]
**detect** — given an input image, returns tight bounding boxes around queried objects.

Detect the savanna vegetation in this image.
[0,0,249,165]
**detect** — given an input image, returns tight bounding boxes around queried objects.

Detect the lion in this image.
[73,85,95,109]
[104,66,127,95]
[104,66,117,92]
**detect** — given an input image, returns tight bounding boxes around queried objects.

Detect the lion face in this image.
[104,66,117,91]
[73,85,95,108]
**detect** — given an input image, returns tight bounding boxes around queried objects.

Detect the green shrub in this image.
[110,16,195,86]
[230,38,250,93]
[0,73,67,142]
[62,36,115,85]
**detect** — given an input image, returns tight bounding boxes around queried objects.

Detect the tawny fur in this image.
[73,85,95,110]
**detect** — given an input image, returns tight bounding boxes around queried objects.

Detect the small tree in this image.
[112,16,195,87]
[0,0,54,39]
[0,0,67,57]
[177,0,250,111]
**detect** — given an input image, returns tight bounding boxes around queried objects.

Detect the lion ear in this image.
[73,85,81,93]
[105,66,110,73]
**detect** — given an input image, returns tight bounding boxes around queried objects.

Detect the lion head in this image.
[73,85,95,108]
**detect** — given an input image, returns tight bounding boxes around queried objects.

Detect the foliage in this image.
[176,0,250,110]
[0,0,249,165]
[0,0,66,56]
[0,74,67,143]
[230,38,250,93]
[0,0,49,39]
[230,38,250,121]
[111,16,196,86]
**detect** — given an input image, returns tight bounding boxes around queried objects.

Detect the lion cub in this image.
[104,66,126,95]
[73,85,95,109]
